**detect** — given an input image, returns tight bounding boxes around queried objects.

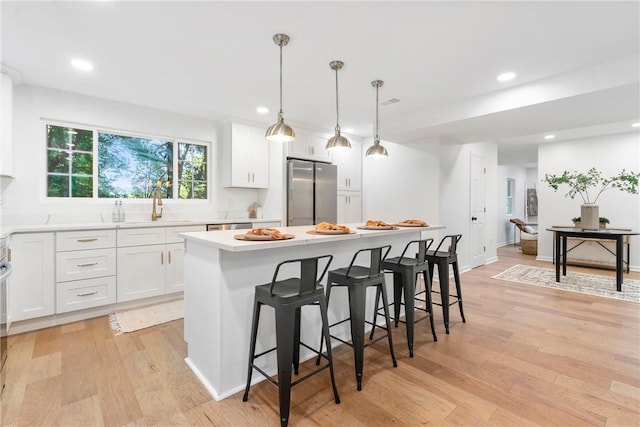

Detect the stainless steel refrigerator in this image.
[287,159,337,226]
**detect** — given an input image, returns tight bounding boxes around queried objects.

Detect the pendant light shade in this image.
[326,60,351,151]
[366,80,388,158]
[265,34,295,142]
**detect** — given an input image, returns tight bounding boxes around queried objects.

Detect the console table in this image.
[547,228,638,292]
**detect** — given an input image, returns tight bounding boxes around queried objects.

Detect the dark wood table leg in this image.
[616,236,623,292]
[562,235,567,276]
[554,232,561,282]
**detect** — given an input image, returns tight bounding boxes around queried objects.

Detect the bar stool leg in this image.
[392,272,403,327]
[422,271,437,342]
[452,261,465,323]
[293,308,301,375]
[316,282,333,366]
[275,305,296,427]
[318,295,341,404]
[400,269,416,357]
[378,279,398,367]
[433,259,450,334]
[243,298,261,402]
[347,284,367,391]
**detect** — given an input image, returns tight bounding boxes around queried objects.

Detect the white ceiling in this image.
[2,1,639,161]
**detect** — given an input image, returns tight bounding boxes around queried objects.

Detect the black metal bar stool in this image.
[371,238,437,357]
[242,255,340,427]
[424,234,465,334]
[317,245,397,391]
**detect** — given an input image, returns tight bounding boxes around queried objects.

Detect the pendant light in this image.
[325,60,351,150]
[366,80,388,158]
[265,33,295,142]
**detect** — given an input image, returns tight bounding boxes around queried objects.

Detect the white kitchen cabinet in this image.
[332,140,362,191]
[8,233,55,321]
[0,73,14,177]
[117,225,203,302]
[287,130,331,162]
[337,191,362,224]
[55,229,117,313]
[222,122,269,188]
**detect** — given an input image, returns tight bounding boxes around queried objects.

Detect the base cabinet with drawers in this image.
[117,225,203,302]
[55,229,117,313]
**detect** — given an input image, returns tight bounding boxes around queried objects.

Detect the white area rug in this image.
[492,264,640,303]
[109,299,184,335]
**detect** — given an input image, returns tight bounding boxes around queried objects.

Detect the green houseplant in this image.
[571,216,610,228]
[543,168,639,230]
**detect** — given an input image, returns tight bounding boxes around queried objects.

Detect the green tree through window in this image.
[47,125,94,197]
[46,124,208,200]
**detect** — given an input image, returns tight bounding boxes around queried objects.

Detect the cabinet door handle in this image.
[252,172,255,183]
[311,146,315,155]
[77,238,98,243]
[247,172,250,182]
[161,251,164,265]
[76,262,98,267]
[168,250,172,264]
[77,291,98,297]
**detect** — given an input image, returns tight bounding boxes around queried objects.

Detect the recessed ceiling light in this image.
[632,122,640,128]
[544,134,556,140]
[71,59,93,71]
[497,71,516,82]
[256,106,269,114]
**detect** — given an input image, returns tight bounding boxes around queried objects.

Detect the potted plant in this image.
[543,168,639,230]
[571,216,610,229]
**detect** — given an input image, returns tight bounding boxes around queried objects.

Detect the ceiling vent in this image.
[380,97,402,106]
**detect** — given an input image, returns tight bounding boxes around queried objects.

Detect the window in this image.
[47,125,94,197]
[506,178,515,215]
[46,124,208,200]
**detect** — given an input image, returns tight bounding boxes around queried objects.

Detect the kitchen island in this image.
[180,223,445,400]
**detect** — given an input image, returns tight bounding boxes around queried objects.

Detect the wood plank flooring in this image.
[2,246,638,426]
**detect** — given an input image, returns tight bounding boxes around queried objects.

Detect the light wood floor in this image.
[2,246,639,426]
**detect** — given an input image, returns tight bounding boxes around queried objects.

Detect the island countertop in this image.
[180,223,446,252]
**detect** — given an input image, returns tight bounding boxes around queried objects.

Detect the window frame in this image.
[44,120,210,202]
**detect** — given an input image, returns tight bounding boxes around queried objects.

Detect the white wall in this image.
[537,132,640,269]
[4,85,264,225]
[497,164,528,246]
[439,141,498,270]
[362,138,440,224]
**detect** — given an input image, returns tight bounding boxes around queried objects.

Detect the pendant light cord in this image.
[279,43,284,117]
[375,83,380,142]
[335,68,340,131]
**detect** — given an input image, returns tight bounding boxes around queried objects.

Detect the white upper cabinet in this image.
[287,129,331,162]
[0,73,14,177]
[222,122,270,188]
[332,139,362,191]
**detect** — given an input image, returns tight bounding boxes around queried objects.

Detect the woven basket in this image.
[521,238,538,255]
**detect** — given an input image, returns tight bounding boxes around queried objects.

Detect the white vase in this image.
[581,204,599,230]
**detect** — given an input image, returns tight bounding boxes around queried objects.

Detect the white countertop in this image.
[181,223,446,252]
[0,218,281,237]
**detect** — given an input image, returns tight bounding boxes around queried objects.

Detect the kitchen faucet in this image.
[151,185,163,221]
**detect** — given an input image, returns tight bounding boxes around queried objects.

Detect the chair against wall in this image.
[243,254,340,427]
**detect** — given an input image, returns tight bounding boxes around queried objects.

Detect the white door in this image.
[470,153,486,268]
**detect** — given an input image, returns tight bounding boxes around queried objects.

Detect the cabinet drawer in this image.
[118,228,165,247]
[166,225,205,243]
[56,248,116,282]
[56,276,117,313]
[57,229,116,251]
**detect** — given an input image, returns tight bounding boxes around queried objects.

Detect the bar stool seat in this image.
[243,255,340,427]
[424,234,465,334]
[318,245,397,391]
[372,239,437,357]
